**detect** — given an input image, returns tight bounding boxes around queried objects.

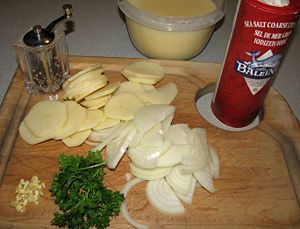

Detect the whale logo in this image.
[235,50,281,95]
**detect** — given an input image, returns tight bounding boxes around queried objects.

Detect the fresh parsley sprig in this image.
[49,151,124,229]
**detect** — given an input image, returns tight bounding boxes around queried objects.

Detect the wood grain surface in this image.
[0,56,299,228]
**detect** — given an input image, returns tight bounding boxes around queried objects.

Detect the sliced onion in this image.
[121,178,148,229]
[193,167,215,193]
[156,144,192,168]
[208,145,220,179]
[88,122,122,142]
[106,126,137,169]
[129,163,172,180]
[165,124,191,145]
[181,128,209,173]
[130,105,175,148]
[165,165,196,204]
[174,178,196,205]
[140,123,164,147]
[93,121,131,151]
[146,178,185,215]
[84,139,100,146]
[133,104,175,137]
[161,114,174,133]
[128,140,171,169]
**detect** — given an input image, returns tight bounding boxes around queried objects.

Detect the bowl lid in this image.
[118,0,226,31]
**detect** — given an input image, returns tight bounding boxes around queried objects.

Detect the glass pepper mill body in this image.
[15,4,73,98]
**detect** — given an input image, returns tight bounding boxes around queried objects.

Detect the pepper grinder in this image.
[15,4,73,99]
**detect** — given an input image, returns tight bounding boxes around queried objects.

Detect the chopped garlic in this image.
[12,175,45,213]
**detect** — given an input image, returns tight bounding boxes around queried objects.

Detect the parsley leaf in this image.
[49,150,124,229]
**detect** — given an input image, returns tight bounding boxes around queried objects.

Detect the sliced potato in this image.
[92,117,120,131]
[87,104,106,111]
[84,82,120,100]
[62,129,91,147]
[77,109,105,132]
[125,75,163,85]
[24,100,67,137]
[121,61,164,84]
[64,78,98,100]
[113,81,148,102]
[74,80,108,102]
[66,73,104,93]
[141,84,155,92]
[156,82,177,102]
[67,66,105,89]
[64,76,108,101]
[104,93,145,120]
[113,81,145,96]
[54,101,87,140]
[63,64,102,90]
[81,95,111,109]
[142,82,178,105]
[19,122,55,145]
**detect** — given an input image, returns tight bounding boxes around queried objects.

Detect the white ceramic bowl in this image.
[118,0,226,60]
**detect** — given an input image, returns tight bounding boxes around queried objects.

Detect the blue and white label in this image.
[235,50,281,95]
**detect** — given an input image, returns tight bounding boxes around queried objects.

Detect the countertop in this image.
[0,0,299,121]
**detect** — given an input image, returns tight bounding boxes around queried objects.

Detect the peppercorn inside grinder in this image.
[15,4,73,99]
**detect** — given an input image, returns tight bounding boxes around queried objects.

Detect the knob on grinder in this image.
[23,4,72,47]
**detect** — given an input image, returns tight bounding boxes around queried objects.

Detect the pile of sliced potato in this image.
[103,61,177,121]
[19,61,178,147]
[63,65,107,100]
[18,100,105,147]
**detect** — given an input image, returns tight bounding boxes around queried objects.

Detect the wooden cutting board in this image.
[0,56,299,229]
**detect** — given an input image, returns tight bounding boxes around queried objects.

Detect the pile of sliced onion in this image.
[86,104,220,227]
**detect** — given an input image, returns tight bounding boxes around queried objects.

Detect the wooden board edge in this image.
[0,68,31,185]
[259,123,300,207]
